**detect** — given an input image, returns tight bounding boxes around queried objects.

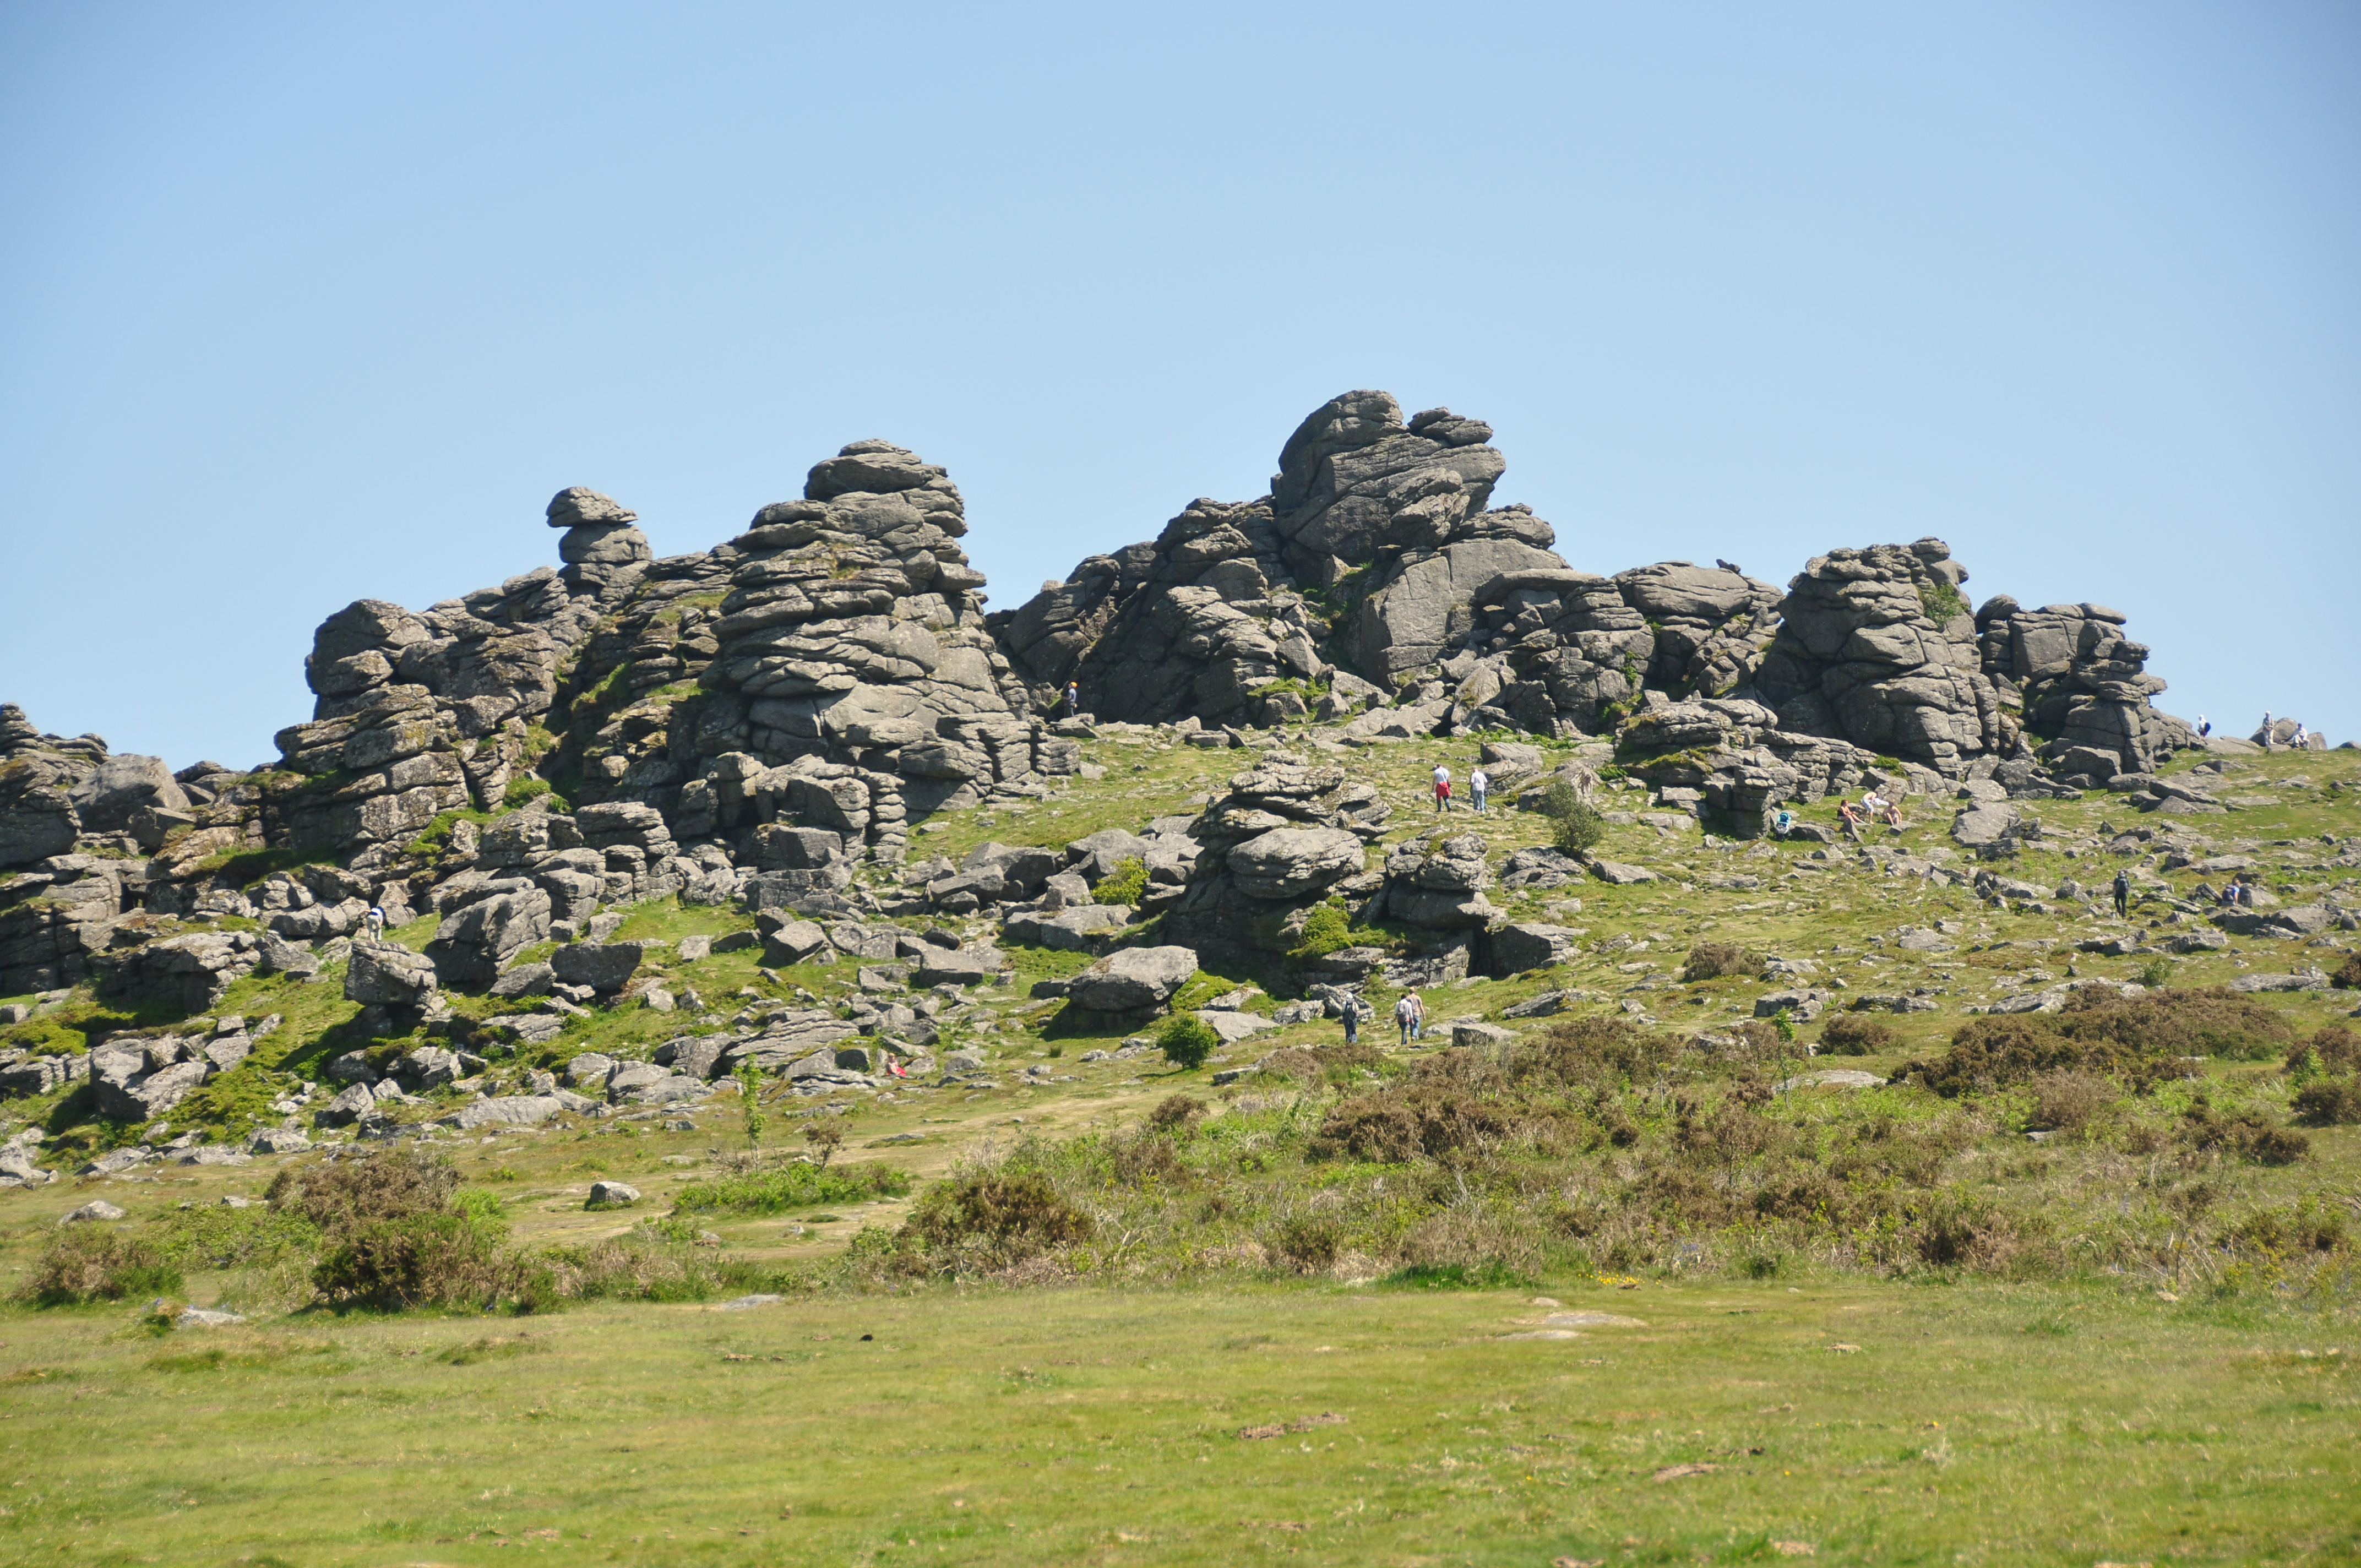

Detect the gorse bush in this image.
[312,1212,540,1311]
[1905,987,2298,1095]
[21,1228,183,1306]
[905,1169,1092,1261]
[1819,1015,1896,1055]
[1681,943,1761,982]
[266,1150,459,1234]
[673,1159,907,1215]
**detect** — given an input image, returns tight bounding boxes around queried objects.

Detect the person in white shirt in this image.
[1431,765,1451,813]
[1469,766,1490,814]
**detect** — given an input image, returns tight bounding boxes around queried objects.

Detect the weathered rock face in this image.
[1750,540,2001,770]
[992,394,1549,725]
[1972,596,2185,775]
[1159,756,1390,959]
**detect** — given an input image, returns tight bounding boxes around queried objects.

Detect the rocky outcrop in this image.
[1159,756,1390,959]
[989,398,2179,780]
[1750,541,2000,770]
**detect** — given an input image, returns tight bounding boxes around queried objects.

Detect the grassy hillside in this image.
[1,726,2355,1563]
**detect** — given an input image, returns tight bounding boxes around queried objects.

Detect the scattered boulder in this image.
[1067,945,1198,1014]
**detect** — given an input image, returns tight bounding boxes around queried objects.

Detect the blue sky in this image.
[3,2,2354,767]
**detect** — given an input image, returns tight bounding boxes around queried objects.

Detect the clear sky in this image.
[3,2,2355,769]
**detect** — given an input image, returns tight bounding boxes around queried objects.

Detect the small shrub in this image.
[803,1125,844,1168]
[21,1229,183,1306]
[2231,1200,2347,1256]
[738,1061,765,1148]
[1906,988,2297,1095]
[1272,1216,1341,1272]
[1512,1016,1677,1089]
[1157,1014,1220,1071]
[1540,780,1605,855]
[2027,1070,2118,1134]
[1147,1095,1205,1131]
[2177,1100,2309,1166]
[2332,953,2361,991]
[1819,1015,1896,1056]
[1918,580,1971,626]
[312,1213,537,1311]
[1307,1089,1511,1163]
[1287,899,1354,963]
[904,1170,1092,1259]
[266,1151,458,1235]
[2290,1079,2361,1127]
[2289,1025,2361,1076]
[2135,957,2175,989]
[543,1235,720,1302]
[1095,857,1149,908]
[1681,943,1761,983]
[673,1161,906,1215]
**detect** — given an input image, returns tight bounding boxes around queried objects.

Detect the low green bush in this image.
[312,1212,541,1311]
[1095,856,1149,908]
[904,1170,1092,1260]
[1287,899,1354,963]
[672,1160,909,1215]
[1819,1015,1896,1055]
[1156,1014,1220,1070]
[1539,780,1604,854]
[20,1228,183,1306]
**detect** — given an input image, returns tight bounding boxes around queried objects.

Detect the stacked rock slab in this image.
[686,440,1057,826]
[1971,596,2187,777]
[1158,756,1391,961]
[1749,540,2003,774]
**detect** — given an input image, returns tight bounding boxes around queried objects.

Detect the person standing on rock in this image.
[2196,715,2211,739]
[1432,764,1452,813]
[1063,681,1081,720]
[363,906,387,944]
[2112,869,2131,919]
[1470,765,1490,815]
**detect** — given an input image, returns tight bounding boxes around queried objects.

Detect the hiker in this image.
[2260,711,2273,744]
[2112,869,2131,918]
[1063,681,1081,720]
[1469,765,1490,814]
[1341,1000,1359,1046]
[363,906,387,943]
[1410,990,1426,1041]
[1394,992,1418,1045]
[1432,764,1452,813]
[1771,808,1794,839]
[2196,714,2211,739]
[2215,880,2241,908]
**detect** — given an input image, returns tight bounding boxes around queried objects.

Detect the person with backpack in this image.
[1432,764,1452,813]
[1341,998,1359,1046]
[363,906,387,944]
[2112,869,2131,918]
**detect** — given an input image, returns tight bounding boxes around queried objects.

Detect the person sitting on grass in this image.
[1838,798,1863,841]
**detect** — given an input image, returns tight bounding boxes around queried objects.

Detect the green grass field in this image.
[1,1277,2353,1566]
